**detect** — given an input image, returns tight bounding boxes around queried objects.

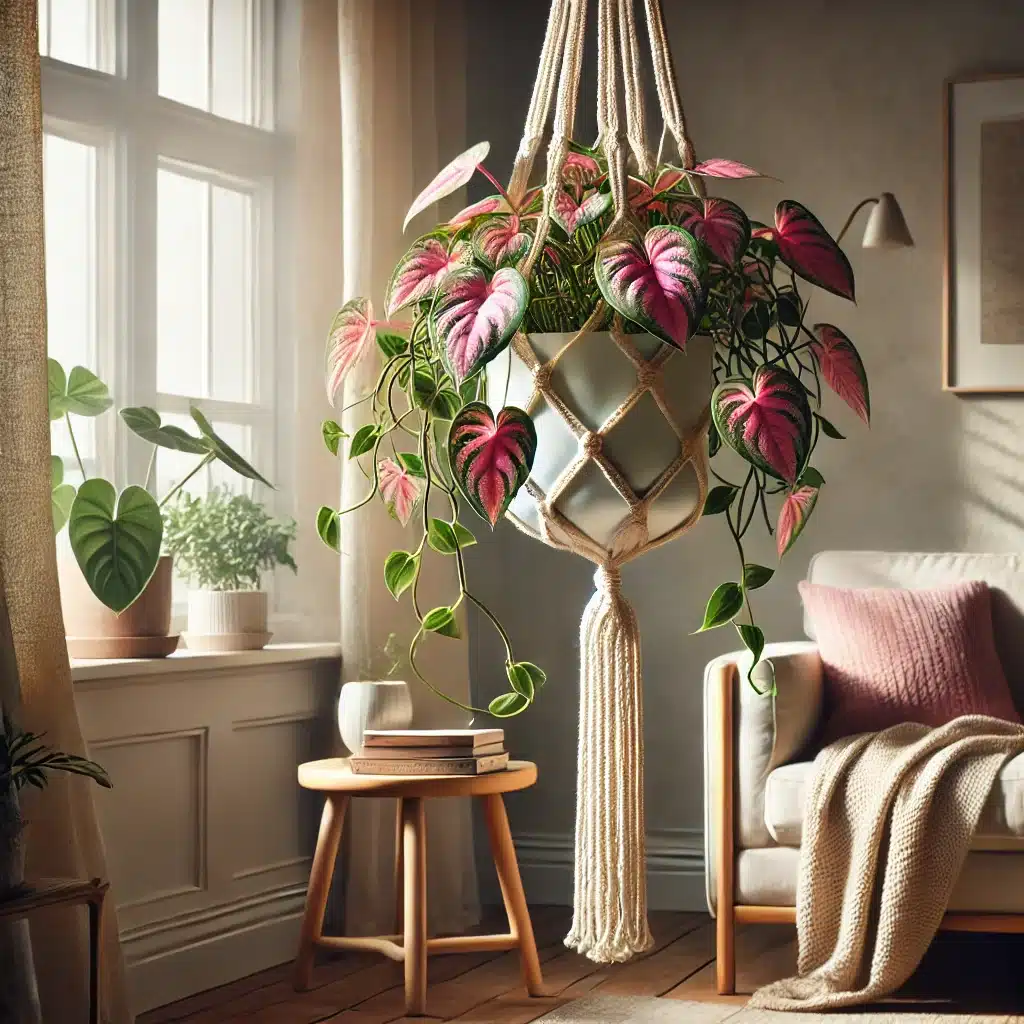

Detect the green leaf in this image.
[775,290,802,328]
[412,368,438,409]
[68,481,163,613]
[398,452,426,478]
[49,360,113,420]
[377,330,408,358]
[741,302,771,341]
[696,581,744,632]
[507,661,546,700]
[708,421,721,458]
[814,412,845,440]
[190,407,273,486]
[430,389,462,420]
[349,424,379,458]
[321,419,347,455]
[703,485,738,516]
[316,505,340,552]
[51,456,75,534]
[427,518,458,554]
[451,521,477,548]
[799,466,826,489]
[459,375,481,404]
[121,407,210,454]
[422,605,460,638]
[488,692,530,718]
[742,564,775,591]
[736,622,765,664]
[47,358,67,420]
[50,455,63,489]
[384,550,419,600]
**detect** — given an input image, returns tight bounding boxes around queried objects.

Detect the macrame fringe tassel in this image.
[565,565,653,963]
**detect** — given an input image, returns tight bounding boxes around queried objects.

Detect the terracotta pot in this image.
[184,589,271,652]
[59,555,178,659]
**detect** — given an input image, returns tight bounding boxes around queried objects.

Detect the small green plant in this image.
[163,488,297,591]
[1,713,111,794]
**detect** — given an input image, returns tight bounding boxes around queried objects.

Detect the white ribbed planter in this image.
[336,680,413,754]
[184,590,271,652]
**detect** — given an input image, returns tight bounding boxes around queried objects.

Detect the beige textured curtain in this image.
[0,2,131,1022]
[298,0,480,936]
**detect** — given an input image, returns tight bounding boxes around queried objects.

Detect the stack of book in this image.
[349,728,508,775]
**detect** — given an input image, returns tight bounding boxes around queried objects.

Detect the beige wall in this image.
[465,0,1024,905]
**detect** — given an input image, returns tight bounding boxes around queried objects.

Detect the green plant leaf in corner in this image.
[50,456,75,534]
[48,359,113,420]
[422,605,460,638]
[696,581,744,632]
[68,480,163,613]
[190,406,273,486]
[488,692,529,718]
[349,424,379,459]
[398,452,426,478]
[121,407,209,454]
[384,550,418,600]
[702,485,738,516]
[742,563,775,591]
[507,661,546,700]
[316,506,340,552]
[321,419,347,455]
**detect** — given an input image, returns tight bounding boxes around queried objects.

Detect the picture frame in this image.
[944,72,1024,393]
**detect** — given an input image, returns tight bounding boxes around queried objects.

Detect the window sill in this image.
[71,641,342,683]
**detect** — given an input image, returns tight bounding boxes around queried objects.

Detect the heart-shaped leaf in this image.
[427,518,477,554]
[48,358,113,419]
[433,267,529,383]
[736,622,765,663]
[190,407,272,487]
[397,452,426,478]
[423,605,461,638]
[811,323,870,424]
[712,365,812,484]
[376,330,408,358]
[404,140,490,230]
[743,564,775,590]
[317,505,340,552]
[386,238,472,317]
[774,200,855,301]
[551,189,611,236]
[595,225,708,350]
[321,419,347,455]
[325,298,376,405]
[378,457,421,527]
[652,168,687,194]
[489,692,530,718]
[68,480,163,613]
[815,413,846,440]
[702,485,738,516]
[777,485,820,557]
[689,158,765,179]
[384,550,419,599]
[449,194,510,227]
[697,581,744,631]
[561,152,603,194]
[349,424,379,458]
[120,407,210,454]
[448,403,537,527]
[472,215,533,269]
[50,456,76,534]
[671,196,751,266]
[507,661,546,699]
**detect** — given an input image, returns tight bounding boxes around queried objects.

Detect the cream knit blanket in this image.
[750,715,1024,1011]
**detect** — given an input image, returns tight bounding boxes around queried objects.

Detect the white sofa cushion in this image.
[764,753,1024,851]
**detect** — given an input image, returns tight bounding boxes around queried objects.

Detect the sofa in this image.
[703,550,1024,994]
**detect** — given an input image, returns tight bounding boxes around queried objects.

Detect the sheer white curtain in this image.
[299,0,480,937]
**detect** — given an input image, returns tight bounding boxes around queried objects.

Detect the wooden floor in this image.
[139,906,1024,1023]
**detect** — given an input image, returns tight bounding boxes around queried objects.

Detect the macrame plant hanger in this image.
[503,0,709,963]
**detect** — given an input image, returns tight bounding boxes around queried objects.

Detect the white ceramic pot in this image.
[337,680,413,754]
[184,590,271,652]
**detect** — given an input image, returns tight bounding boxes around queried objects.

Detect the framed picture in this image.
[944,73,1024,393]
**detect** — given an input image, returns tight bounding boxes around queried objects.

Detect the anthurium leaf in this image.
[190,407,273,487]
[561,151,603,191]
[404,141,490,231]
[398,452,426,478]
[448,403,537,527]
[121,406,210,454]
[322,419,347,455]
[743,564,775,591]
[696,581,744,632]
[712,365,812,484]
[736,622,765,664]
[671,196,751,266]
[702,485,738,516]
[386,237,473,317]
[594,225,707,350]
[774,201,855,301]
[507,661,545,700]
[810,323,870,424]
[690,158,765,179]
[799,466,826,489]
[68,480,162,613]
[814,412,846,440]
[422,605,460,638]
[325,297,377,405]
[777,486,819,558]
[449,194,509,227]
[384,550,419,599]
[349,424,379,458]
[433,267,529,384]
[488,691,530,718]
[472,214,532,269]
[316,505,340,552]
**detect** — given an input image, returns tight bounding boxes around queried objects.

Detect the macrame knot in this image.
[580,431,602,458]
[635,364,658,391]
[595,564,622,595]
[533,363,553,391]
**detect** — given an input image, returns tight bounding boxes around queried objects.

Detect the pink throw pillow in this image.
[799,580,1020,744]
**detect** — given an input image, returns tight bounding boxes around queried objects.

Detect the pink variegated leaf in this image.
[774,200,855,301]
[811,323,871,424]
[433,267,529,383]
[378,458,421,527]
[742,261,773,308]
[777,485,819,557]
[472,214,532,269]
[653,167,687,194]
[449,195,509,226]
[403,141,490,231]
[562,152,603,195]
[712,365,812,484]
[325,298,375,405]
[448,403,537,527]
[627,176,655,212]
[386,238,472,317]
[689,158,765,179]
[594,225,708,350]
[551,188,611,235]
[671,196,751,266]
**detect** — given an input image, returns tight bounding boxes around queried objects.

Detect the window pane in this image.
[39,0,112,72]
[210,185,253,403]
[158,0,209,112]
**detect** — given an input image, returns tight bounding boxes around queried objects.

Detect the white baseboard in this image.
[483,829,707,913]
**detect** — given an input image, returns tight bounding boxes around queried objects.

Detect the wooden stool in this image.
[292,758,544,1016]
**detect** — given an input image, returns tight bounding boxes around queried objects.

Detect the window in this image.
[41,1,285,601]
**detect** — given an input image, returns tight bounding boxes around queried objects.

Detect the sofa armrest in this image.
[703,641,823,915]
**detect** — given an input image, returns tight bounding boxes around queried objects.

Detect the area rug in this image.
[534,993,949,1022]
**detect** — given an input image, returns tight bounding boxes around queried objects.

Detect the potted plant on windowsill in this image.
[48,359,273,658]
[162,488,297,652]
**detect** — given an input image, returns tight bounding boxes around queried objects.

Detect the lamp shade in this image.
[862,192,914,248]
